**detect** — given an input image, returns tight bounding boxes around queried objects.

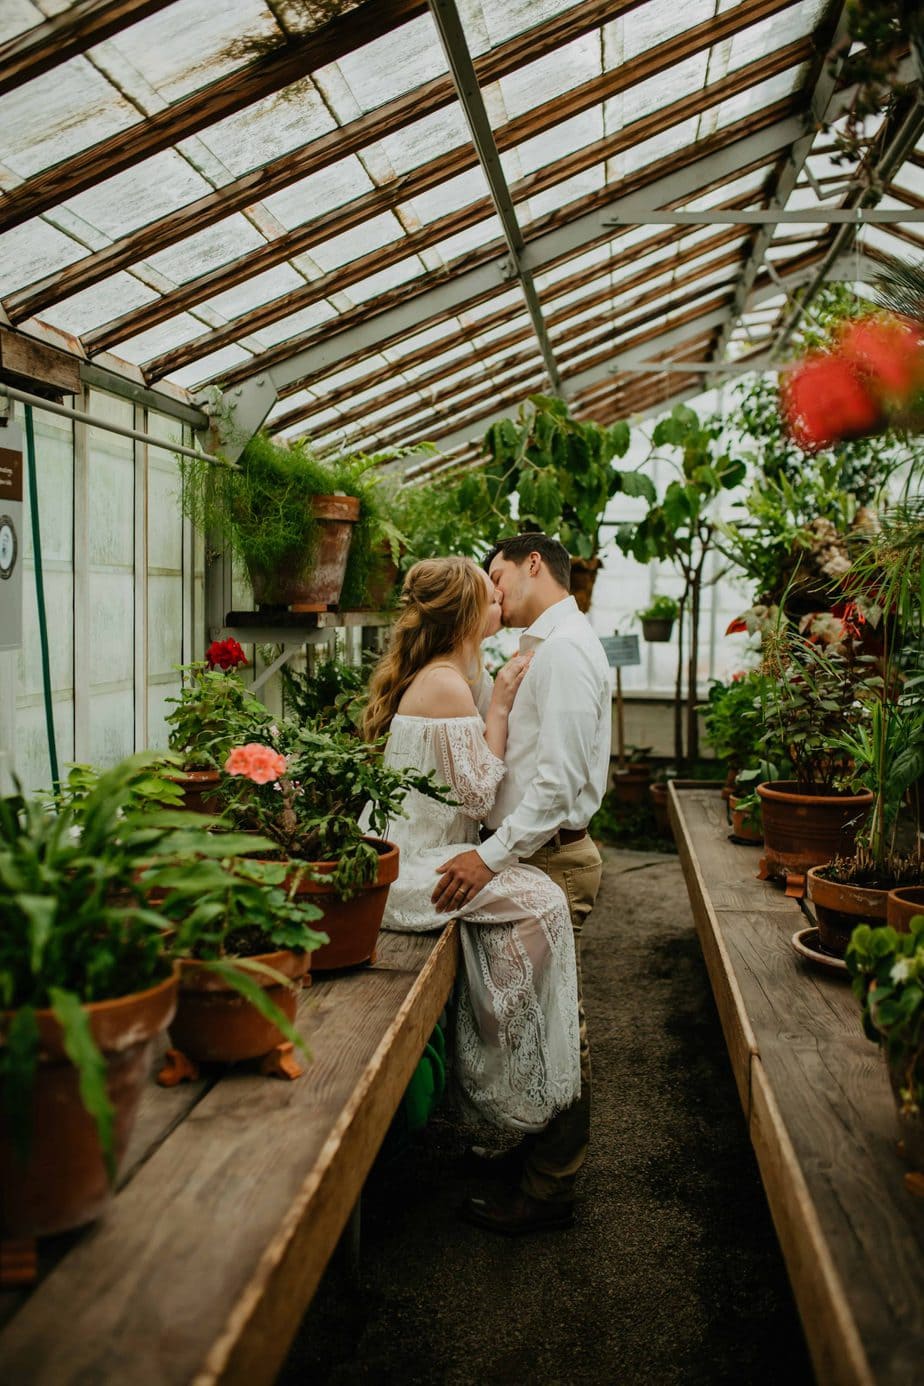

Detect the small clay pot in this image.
[886,886,924,934]
[756,781,873,894]
[649,782,672,838]
[168,949,309,1064]
[807,867,890,958]
[289,838,399,971]
[729,795,762,845]
[610,769,651,808]
[170,768,222,815]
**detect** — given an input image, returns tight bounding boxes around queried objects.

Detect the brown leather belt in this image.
[556,827,587,846]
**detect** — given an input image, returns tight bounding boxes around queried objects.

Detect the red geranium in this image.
[781,353,880,452]
[836,315,924,402]
[206,638,248,671]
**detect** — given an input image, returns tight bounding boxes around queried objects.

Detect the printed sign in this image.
[600,634,641,668]
[0,424,23,650]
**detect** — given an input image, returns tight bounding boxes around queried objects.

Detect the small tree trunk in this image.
[686,572,703,764]
[674,592,687,767]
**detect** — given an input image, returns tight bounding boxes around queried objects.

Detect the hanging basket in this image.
[248,494,360,611]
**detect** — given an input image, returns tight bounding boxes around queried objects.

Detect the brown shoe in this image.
[458,1189,574,1235]
[461,1144,525,1181]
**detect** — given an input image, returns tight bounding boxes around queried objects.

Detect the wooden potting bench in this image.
[670,783,924,1386]
[0,924,458,1385]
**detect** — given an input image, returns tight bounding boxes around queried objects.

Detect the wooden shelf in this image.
[670,784,924,1386]
[224,609,393,646]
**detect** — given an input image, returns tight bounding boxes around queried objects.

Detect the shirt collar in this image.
[519,595,578,652]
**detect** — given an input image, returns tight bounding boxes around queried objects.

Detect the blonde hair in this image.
[363,557,488,742]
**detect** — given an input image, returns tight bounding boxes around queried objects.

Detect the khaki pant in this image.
[518,833,602,1204]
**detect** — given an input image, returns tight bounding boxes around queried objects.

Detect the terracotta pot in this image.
[886,886,924,934]
[720,765,738,802]
[887,1054,924,1176]
[610,769,651,808]
[169,768,222,815]
[249,494,360,610]
[569,556,601,614]
[649,782,673,838]
[807,866,890,958]
[290,838,399,971]
[641,617,674,642]
[756,781,873,895]
[362,546,402,611]
[0,970,178,1239]
[626,761,652,778]
[729,795,763,845]
[168,948,309,1065]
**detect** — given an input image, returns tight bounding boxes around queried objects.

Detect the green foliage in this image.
[281,654,374,733]
[386,470,509,572]
[481,395,645,558]
[637,594,679,623]
[829,2,923,164]
[846,916,924,1116]
[166,663,272,770]
[701,673,768,767]
[221,722,450,898]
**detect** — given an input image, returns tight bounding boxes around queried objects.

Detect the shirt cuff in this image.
[476,835,518,874]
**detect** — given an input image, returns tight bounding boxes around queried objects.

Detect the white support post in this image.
[133,404,148,753]
[72,387,91,763]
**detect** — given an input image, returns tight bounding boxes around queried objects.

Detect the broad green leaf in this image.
[205,959,309,1056]
[49,987,116,1181]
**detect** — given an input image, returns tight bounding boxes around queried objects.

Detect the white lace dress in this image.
[380,714,581,1132]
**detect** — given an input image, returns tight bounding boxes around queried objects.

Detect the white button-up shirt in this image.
[477,595,612,874]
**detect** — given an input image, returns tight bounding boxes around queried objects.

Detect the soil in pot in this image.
[756,781,873,897]
[0,971,178,1240]
[569,556,601,614]
[249,494,360,611]
[886,886,924,934]
[166,948,309,1069]
[806,866,890,958]
[291,838,400,971]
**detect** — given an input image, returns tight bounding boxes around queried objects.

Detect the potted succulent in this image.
[846,916,924,1193]
[165,640,270,810]
[637,594,680,643]
[481,394,654,612]
[219,724,446,970]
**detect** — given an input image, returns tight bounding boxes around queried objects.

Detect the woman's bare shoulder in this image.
[396,665,478,719]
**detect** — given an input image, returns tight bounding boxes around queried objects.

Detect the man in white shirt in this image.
[432,533,611,1233]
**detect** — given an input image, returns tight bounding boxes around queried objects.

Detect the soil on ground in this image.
[281,847,813,1386]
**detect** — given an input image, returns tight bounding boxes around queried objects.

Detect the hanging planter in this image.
[249,493,360,611]
[637,596,680,643]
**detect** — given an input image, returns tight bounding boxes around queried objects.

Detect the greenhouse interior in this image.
[1,0,924,1382]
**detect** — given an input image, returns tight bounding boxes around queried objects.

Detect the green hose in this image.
[24,404,60,792]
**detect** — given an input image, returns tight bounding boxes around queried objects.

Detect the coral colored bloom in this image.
[781,354,880,451]
[725,616,748,635]
[837,315,924,401]
[206,638,248,670]
[224,743,288,784]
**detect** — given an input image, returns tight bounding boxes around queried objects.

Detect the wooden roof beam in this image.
[0,0,179,99]
[0,0,430,235]
[138,39,809,381]
[5,0,652,320]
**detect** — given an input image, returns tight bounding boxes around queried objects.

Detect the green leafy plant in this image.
[281,653,373,733]
[701,672,768,770]
[387,470,509,572]
[616,404,747,765]
[166,659,271,771]
[481,394,651,559]
[221,725,450,897]
[846,916,924,1119]
[637,595,680,623]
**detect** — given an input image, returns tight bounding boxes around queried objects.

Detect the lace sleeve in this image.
[435,718,506,819]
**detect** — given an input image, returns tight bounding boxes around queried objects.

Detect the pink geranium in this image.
[224,743,288,784]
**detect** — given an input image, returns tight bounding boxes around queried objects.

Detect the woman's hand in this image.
[490,652,533,714]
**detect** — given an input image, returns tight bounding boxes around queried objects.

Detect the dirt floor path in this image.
[281,847,814,1385]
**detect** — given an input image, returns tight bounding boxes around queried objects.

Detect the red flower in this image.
[831,600,865,639]
[206,638,248,671]
[836,315,924,402]
[725,616,748,635]
[781,354,880,451]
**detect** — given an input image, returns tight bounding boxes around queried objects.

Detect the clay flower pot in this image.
[167,948,309,1067]
[729,795,762,845]
[806,867,890,959]
[0,970,178,1239]
[641,617,674,642]
[290,838,400,971]
[610,768,651,808]
[169,768,222,815]
[249,493,360,611]
[569,556,601,614]
[649,783,673,839]
[756,781,873,897]
[886,886,924,934]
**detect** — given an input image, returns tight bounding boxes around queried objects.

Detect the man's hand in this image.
[432,850,495,914]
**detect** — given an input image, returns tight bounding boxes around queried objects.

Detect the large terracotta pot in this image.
[167,948,309,1065]
[756,781,873,897]
[169,768,222,815]
[249,493,360,611]
[886,886,924,934]
[806,867,890,958]
[0,970,178,1239]
[569,556,601,614]
[291,838,399,971]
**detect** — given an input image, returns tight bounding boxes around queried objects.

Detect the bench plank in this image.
[0,924,458,1385]
[670,785,924,1386]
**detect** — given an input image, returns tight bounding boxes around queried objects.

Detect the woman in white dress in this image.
[363,556,580,1133]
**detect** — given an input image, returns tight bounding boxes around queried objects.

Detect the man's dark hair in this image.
[483,532,571,589]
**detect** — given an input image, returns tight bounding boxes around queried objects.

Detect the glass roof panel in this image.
[323,13,448,113]
[0,61,137,179]
[43,274,159,339]
[0,220,84,297]
[64,151,213,239]
[145,216,272,283]
[261,157,376,230]
[191,82,339,178]
[494,31,600,122]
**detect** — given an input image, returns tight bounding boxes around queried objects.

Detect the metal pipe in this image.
[0,382,230,465]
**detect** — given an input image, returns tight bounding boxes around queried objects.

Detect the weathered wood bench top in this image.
[0,924,458,1386]
[670,784,924,1386]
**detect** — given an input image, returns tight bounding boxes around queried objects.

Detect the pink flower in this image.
[224,743,288,784]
